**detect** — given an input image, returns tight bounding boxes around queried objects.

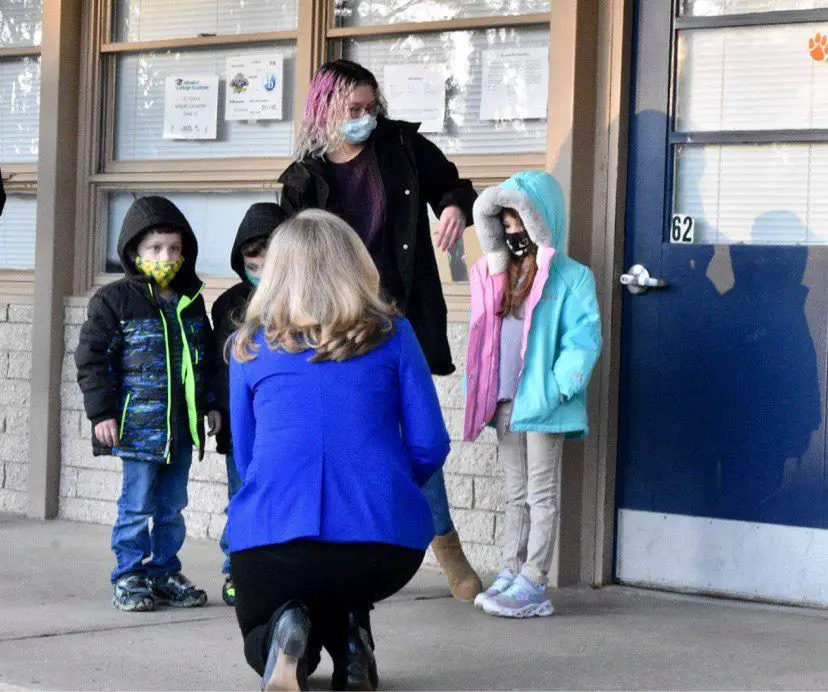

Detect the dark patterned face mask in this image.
[505,231,531,258]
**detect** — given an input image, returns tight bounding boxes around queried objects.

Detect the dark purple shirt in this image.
[325,143,386,257]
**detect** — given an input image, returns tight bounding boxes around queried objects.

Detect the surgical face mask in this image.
[505,231,532,258]
[244,268,261,287]
[339,114,377,144]
[135,256,184,289]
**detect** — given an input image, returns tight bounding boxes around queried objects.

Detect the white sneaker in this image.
[481,574,554,618]
[473,568,516,609]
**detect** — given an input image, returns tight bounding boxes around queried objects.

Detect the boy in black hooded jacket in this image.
[76,196,221,612]
[210,202,286,606]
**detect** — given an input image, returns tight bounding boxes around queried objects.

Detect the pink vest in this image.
[463,247,555,441]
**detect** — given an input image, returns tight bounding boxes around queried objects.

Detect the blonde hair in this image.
[231,209,398,364]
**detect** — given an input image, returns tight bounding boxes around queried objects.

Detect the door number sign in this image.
[670,214,695,244]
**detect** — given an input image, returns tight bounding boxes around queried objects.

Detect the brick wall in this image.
[59,299,506,574]
[0,304,33,515]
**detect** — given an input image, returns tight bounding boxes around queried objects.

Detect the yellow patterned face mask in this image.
[135,256,184,289]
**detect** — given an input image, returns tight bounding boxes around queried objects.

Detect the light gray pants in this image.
[495,401,563,585]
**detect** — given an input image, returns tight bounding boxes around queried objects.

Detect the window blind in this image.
[334,0,550,27]
[677,24,828,132]
[674,144,828,244]
[114,44,295,160]
[106,190,279,276]
[114,0,298,42]
[0,56,40,162]
[343,26,549,154]
[0,0,42,48]
[0,193,36,268]
[681,0,828,16]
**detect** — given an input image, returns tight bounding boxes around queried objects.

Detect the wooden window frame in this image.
[74,0,559,315]
[0,34,42,296]
[323,3,555,318]
[74,0,321,294]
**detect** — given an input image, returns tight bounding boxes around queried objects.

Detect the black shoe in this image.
[262,603,311,691]
[222,576,237,607]
[331,614,378,691]
[112,573,156,612]
[150,572,208,608]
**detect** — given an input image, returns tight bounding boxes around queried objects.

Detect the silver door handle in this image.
[620,264,667,294]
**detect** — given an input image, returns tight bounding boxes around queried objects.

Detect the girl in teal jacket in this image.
[464,171,602,618]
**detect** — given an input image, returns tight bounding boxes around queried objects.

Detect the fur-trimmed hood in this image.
[472,171,566,275]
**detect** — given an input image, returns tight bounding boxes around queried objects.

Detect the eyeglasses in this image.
[348,102,378,119]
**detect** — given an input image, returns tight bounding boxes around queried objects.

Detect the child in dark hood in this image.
[75,196,221,612]
[210,201,286,606]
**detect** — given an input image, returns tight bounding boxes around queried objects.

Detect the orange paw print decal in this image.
[809,32,828,62]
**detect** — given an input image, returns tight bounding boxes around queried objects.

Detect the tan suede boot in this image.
[431,530,483,602]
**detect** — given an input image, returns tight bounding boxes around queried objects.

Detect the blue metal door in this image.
[616,0,828,605]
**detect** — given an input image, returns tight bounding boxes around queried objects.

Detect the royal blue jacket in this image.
[228,318,450,553]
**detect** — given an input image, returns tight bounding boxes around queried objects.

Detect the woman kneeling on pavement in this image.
[227,209,451,691]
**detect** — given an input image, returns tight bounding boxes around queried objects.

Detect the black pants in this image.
[231,540,424,676]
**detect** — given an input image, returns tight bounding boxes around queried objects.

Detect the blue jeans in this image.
[219,450,243,575]
[110,426,193,583]
[421,468,455,537]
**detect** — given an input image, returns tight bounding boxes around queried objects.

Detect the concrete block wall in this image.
[59,300,506,574]
[0,304,33,516]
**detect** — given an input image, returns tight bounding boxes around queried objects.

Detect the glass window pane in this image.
[0,0,42,48]
[673,143,828,244]
[341,26,549,155]
[0,56,40,162]
[0,194,36,268]
[334,0,550,27]
[677,25,828,132]
[681,0,828,15]
[113,0,298,42]
[105,190,279,276]
[114,44,295,160]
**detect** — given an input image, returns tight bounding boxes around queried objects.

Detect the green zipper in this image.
[176,283,205,451]
[119,392,132,439]
[150,284,174,463]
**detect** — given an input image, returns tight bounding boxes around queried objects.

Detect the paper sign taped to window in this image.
[225,55,284,121]
[163,75,219,140]
[480,46,549,121]
[384,64,447,133]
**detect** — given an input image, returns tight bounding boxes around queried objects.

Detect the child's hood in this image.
[117,196,199,287]
[230,202,286,284]
[472,171,566,275]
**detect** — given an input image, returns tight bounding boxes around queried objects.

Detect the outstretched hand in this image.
[433,205,466,252]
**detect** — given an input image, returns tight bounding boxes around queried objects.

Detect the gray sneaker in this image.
[473,568,516,609]
[481,574,554,618]
[112,573,156,612]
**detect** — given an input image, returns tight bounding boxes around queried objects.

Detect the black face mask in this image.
[505,231,531,258]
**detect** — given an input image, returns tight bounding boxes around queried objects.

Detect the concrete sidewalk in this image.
[1,514,827,691]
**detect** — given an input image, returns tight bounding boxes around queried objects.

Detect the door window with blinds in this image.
[98,0,297,279]
[672,5,828,244]
[0,0,42,270]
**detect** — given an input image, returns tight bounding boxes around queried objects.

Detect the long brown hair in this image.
[499,208,538,318]
[231,209,398,364]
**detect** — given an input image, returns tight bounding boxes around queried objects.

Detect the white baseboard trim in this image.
[616,509,828,607]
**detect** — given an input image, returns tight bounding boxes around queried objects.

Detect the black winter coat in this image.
[278,117,476,376]
[211,202,285,454]
[75,196,216,464]
[0,166,6,217]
